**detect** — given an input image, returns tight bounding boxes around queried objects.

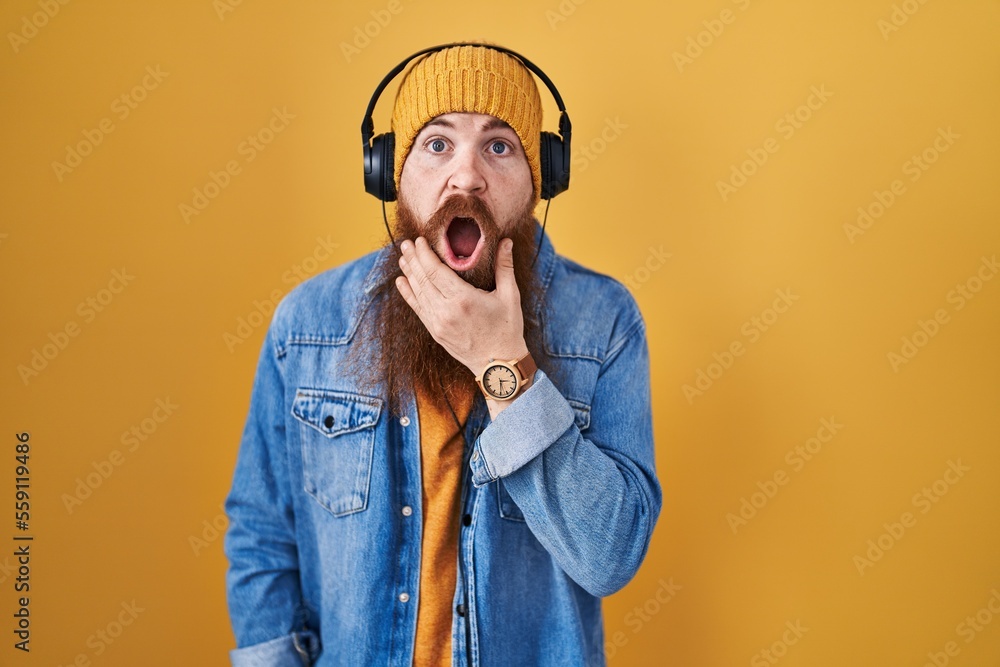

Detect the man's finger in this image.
[411,236,462,298]
[394,275,422,317]
[399,240,444,302]
[494,238,518,297]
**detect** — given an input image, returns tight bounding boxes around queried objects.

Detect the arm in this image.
[224,322,319,666]
[469,315,660,598]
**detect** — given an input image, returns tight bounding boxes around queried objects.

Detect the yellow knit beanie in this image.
[390,45,543,201]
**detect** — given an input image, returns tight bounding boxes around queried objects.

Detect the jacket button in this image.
[402,505,413,517]
[456,603,466,617]
[462,514,472,526]
[398,592,410,603]
[324,415,334,429]
[400,416,410,427]
[471,450,479,462]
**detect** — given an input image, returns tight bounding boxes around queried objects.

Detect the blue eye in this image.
[490,141,507,155]
[430,139,446,152]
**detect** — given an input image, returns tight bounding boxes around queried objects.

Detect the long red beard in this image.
[343,194,543,415]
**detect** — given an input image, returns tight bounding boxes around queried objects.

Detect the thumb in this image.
[494,238,516,291]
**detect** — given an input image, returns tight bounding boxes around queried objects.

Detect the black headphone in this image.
[361,43,572,202]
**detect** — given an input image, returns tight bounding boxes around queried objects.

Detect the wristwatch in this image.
[476,353,537,401]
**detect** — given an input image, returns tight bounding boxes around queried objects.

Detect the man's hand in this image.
[394,236,528,378]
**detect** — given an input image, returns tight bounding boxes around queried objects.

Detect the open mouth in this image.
[442,216,484,271]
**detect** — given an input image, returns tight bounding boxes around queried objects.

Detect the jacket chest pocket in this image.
[292,388,382,517]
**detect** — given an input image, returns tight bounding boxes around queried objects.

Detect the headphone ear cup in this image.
[539,132,552,200]
[382,132,396,202]
[539,131,569,200]
[364,133,397,201]
[364,134,383,200]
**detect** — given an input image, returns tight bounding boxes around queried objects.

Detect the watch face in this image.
[483,364,518,399]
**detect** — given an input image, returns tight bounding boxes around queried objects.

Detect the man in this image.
[224,44,661,666]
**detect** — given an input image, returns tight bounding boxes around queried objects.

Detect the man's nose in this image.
[446,147,487,194]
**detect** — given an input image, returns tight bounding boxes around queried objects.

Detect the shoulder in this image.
[550,255,641,313]
[268,248,385,351]
[541,253,645,361]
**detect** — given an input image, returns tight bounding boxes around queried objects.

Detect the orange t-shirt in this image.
[413,386,474,666]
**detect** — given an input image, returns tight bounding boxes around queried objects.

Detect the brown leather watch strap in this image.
[514,353,537,387]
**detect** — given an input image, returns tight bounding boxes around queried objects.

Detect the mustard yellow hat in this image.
[390,45,543,201]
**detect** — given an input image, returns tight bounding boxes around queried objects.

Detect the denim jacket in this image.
[224,227,661,666]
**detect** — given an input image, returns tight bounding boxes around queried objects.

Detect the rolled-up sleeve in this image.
[469,371,574,485]
[229,630,319,667]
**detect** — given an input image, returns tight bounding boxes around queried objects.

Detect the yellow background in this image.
[2,0,998,665]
